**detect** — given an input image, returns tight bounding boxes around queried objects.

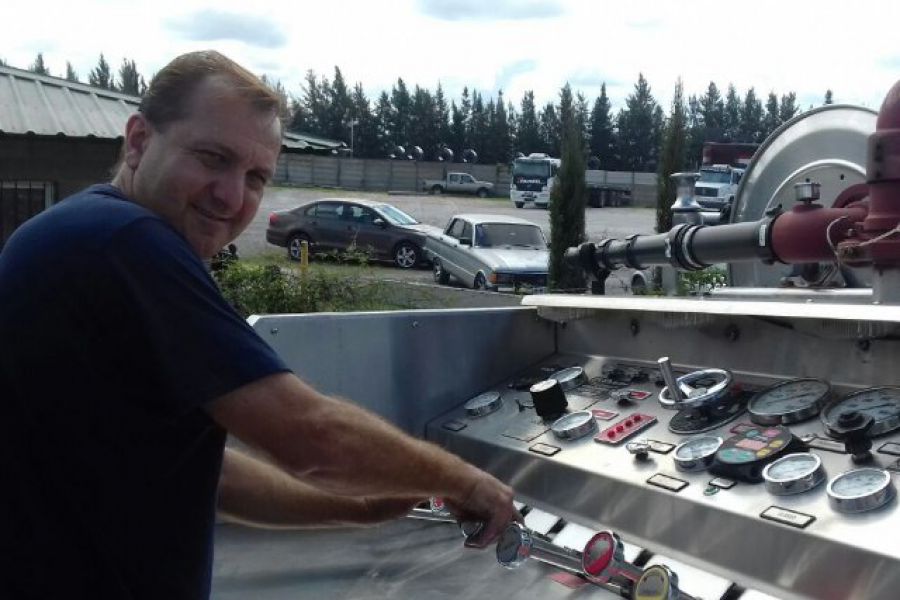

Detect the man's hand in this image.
[445,466,521,548]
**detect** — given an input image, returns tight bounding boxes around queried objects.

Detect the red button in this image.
[625,420,633,427]
[607,431,615,438]
[616,425,625,432]
[634,415,642,421]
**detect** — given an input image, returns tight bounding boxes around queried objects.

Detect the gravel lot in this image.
[235,187,657,290]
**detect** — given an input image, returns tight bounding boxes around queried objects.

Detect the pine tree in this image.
[548,83,586,293]
[779,92,798,124]
[65,62,80,83]
[326,67,351,141]
[617,73,660,171]
[88,54,114,90]
[575,91,590,155]
[349,82,378,158]
[700,82,724,140]
[408,85,437,159]
[539,102,561,156]
[449,100,467,159]
[723,84,741,141]
[374,91,394,157]
[30,52,50,76]
[117,59,145,96]
[657,78,688,234]
[467,91,488,159]
[434,83,451,149]
[490,90,512,163]
[763,92,780,139]
[0,57,7,67]
[390,78,412,148]
[517,90,542,155]
[685,95,704,167]
[740,88,764,143]
[589,84,615,168]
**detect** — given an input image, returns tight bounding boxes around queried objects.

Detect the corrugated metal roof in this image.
[0,65,348,153]
[0,65,139,138]
[282,130,345,152]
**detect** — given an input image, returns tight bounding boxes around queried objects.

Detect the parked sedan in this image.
[424,214,549,291]
[266,198,441,268]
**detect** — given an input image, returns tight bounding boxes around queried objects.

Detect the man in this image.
[0,51,517,599]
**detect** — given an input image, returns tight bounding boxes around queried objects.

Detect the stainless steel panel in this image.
[424,304,900,599]
[249,307,554,434]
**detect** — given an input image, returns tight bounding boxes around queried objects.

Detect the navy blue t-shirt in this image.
[0,185,289,599]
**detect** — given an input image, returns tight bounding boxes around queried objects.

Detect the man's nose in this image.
[210,171,245,215]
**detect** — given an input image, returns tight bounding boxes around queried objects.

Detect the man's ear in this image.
[123,114,153,169]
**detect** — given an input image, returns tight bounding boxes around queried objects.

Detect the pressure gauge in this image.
[464,391,503,417]
[673,436,723,472]
[550,366,587,391]
[827,468,896,513]
[762,453,826,495]
[748,378,830,425]
[496,522,532,569]
[822,387,900,437]
[634,564,680,600]
[550,410,598,441]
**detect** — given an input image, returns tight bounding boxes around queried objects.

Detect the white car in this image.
[424,214,549,291]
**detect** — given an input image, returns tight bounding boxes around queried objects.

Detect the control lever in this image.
[826,411,875,463]
[407,500,484,542]
[495,522,584,575]
[581,530,643,584]
[634,564,698,600]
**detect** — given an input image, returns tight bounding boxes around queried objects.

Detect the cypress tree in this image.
[548,84,586,293]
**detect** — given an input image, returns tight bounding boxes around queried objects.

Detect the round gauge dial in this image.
[464,391,503,417]
[822,387,900,437]
[496,523,531,569]
[550,366,587,391]
[673,436,723,472]
[827,468,896,513]
[748,378,830,425]
[550,410,598,441]
[762,452,826,495]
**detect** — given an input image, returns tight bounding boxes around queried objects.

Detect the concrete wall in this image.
[274,154,659,207]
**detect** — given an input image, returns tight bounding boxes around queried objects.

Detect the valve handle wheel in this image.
[658,368,733,410]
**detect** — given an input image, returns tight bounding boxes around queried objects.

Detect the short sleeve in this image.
[102,217,290,415]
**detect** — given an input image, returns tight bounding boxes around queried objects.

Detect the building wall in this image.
[0,135,122,201]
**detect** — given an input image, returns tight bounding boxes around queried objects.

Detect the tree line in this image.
[5,52,835,171]
[7,52,147,97]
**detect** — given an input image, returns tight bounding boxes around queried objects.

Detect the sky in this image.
[5,0,900,115]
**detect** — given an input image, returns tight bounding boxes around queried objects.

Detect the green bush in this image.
[212,259,404,317]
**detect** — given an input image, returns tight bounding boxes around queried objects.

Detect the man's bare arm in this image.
[208,372,516,544]
[217,448,422,528]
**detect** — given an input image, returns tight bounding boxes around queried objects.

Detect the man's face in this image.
[124,76,282,259]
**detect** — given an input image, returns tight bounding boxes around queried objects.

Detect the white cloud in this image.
[3,0,898,112]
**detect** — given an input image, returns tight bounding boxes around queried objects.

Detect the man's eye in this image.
[197,150,226,167]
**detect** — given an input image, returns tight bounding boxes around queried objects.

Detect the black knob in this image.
[829,411,875,463]
[530,379,568,420]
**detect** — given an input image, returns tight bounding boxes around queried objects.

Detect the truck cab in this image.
[693,164,744,210]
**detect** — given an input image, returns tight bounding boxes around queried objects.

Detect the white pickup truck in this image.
[423,173,494,197]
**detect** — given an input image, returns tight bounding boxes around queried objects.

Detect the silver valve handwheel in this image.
[551,410,598,441]
[658,368,733,410]
[549,366,588,391]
